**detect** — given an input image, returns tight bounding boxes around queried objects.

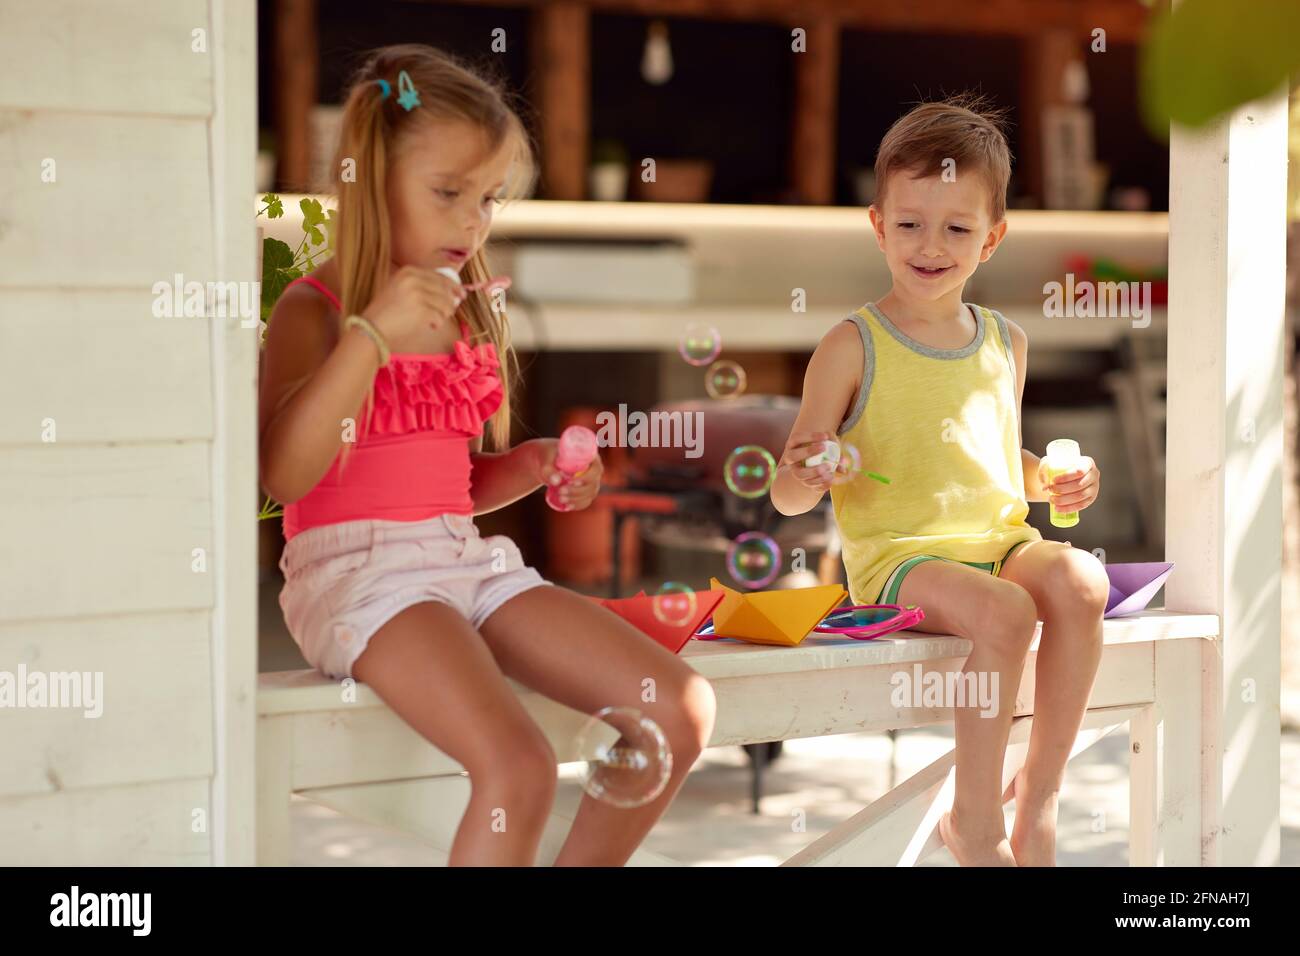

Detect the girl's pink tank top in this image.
[276,275,503,541]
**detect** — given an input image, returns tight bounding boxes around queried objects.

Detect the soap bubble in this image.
[574,707,672,808]
[704,360,747,399]
[723,444,777,499]
[831,441,862,485]
[651,582,697,627]
[678,324,722,366]
[726,531,781,589]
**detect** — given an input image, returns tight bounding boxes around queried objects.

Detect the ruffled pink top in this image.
[279,275,502,541]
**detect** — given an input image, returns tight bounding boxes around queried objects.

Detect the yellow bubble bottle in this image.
[1044,438,1081,528]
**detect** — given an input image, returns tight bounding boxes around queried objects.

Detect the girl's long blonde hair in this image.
[331,44,536,470]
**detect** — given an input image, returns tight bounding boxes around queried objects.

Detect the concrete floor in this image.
[259,571,1300,867]
[284,728,1300,867]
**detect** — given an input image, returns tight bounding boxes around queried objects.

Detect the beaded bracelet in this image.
[343,314,391,366]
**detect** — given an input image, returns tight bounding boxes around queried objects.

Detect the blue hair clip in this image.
[395,69,421,112]
[375,78,390,100]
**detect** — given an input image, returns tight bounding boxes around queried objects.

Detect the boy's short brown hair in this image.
[873,93,1013,223]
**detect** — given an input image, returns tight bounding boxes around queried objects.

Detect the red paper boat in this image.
[585,589,725,653]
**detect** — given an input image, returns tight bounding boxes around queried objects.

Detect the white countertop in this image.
[260,197,1168,351]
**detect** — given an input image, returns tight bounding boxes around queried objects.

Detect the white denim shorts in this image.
[277,512,552,680]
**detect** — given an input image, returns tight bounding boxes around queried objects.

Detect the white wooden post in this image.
[1164,82,1287,863]
[209,0,259,865]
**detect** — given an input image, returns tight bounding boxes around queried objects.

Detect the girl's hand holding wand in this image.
[532,437,604,511]
[363,262,466,344]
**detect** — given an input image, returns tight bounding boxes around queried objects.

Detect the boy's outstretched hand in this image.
[1037,456,1101,514]
[779,430,843,491]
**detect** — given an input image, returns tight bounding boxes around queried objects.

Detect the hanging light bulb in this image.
[641,20,673,85]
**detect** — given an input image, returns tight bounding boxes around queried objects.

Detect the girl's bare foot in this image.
[939,808,1018,866]
[1005,769,1059,866]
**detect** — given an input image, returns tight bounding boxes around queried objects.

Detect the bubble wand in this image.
[802,440,891,485]
[547,425,600,511]
[435,266,512,295]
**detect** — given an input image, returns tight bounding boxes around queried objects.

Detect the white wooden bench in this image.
[257,609,1219,866]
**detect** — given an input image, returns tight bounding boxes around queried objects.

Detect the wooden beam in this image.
[1129,640,1217,865]
[827,0,1147,40]
[789,17,840,205]
[437,0,1151,43]
[530,2,590,200]
[1019,30,1079,207]
[781,705,1141,866]
[274,0,317,192]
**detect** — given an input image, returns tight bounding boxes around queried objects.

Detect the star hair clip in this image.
[375,69,421,112]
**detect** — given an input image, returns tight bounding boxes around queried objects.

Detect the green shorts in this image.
[875,540,1033,605]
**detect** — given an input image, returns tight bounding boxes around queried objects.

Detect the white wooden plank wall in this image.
[0,0,258,865]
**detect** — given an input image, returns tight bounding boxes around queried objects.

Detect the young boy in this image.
[770,96,1108,866]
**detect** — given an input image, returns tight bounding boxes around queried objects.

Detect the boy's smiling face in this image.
[869,168,1007,303]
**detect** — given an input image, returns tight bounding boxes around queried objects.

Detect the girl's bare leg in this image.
[895,561,1040,866]
[477,585,716,866]
[351,600,559,866]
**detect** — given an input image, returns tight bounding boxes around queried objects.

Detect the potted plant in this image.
[256,192,335,523]
[589,138,629,201]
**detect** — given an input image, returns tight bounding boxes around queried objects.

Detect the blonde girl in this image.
[259,44,715,866]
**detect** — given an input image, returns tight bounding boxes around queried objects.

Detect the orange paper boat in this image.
[585,589,726,654]
[705,577,848,647]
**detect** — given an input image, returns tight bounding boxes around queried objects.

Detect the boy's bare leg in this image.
[896,561,1039,866]
[998,540,1107,866]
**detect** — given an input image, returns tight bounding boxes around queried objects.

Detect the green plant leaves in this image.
[300,197,327,246]
[260,238,299,322]
[323,207,337,252]
[255,194,335,324]
[254,192,333,521]
[1140,0,1300,137]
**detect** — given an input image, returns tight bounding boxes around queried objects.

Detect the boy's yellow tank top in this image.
[829,301,1040,605]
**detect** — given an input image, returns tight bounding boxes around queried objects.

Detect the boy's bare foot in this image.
[1005,769,1059,866]
[938,809,1018,866]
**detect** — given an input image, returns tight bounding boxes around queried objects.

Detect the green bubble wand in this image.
[803,441,892,485]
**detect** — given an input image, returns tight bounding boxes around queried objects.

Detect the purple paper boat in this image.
[1103,562,1174,618]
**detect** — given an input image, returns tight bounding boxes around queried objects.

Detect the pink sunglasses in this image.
[693,603,924,641]
[812,603,925,639]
